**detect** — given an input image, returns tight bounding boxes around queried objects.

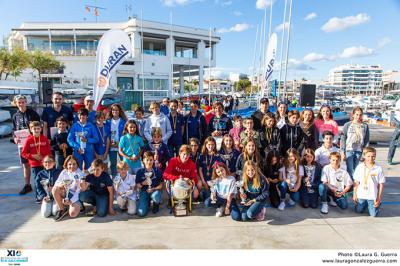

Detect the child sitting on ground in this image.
[114,161,137,215]
[79,159,115,217]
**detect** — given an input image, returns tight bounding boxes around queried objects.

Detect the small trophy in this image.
[304,166,314,193]
[153,143,161,168]
[63,174,75,202]
[144,171,153,189]
[221,154,231,167]
[111,131,117,146]
[113,177,121,193]
[335,175,344,194]
[236,170,243,179]
[235,180,247,204]
[40,179,50,198]
[207,180,217,204]
[79,132,86,154]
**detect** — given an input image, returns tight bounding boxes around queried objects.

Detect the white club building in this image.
[7,19,220,109]
[328,64,383,95]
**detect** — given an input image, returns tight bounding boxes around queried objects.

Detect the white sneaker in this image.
[329,196,337,207]
[278,201,286,211]
[321,202,329,214]
[215,207,223,217]
[288,198,296,206]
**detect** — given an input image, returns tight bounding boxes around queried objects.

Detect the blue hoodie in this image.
[67,121,99,153]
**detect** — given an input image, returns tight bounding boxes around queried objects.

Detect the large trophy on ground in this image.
[171,178,192,217]
[40,178,50,198]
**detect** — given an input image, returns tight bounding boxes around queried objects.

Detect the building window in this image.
[143,37,166,56]
[138,78,168,91]
[175,41,198,59]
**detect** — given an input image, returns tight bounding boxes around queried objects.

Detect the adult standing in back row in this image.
[251,97,273,131]
[183,100,207,145]
[144,101,172,144]
[41,92,73,138]
[12,95,40,195]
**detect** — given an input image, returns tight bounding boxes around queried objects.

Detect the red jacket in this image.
[21,134,51,167]
[163,157,198,184]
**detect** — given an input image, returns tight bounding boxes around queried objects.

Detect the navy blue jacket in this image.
[183,111,207,144]
[242,177,269,203]
[143,142,171,170]
[51,131,73,156]
[207,114,233,137]
[168,113,185,146]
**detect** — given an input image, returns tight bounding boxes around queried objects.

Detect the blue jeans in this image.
[231,201,264,221]
[205,195,228,208]
[79,190,109,217]
[345,151,362,179]
[300,187,319,208]
[388,127,400,162]
[318,183,348,209]
[33,166,45,199]
[278,181,300,202]
[55,154,65,170]
[109,150,121,177]
[355,199,379,217]
[73,149,94,171]
[137,190,161,217]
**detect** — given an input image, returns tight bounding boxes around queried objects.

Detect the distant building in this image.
[7,19,220,109]
[229,73,248,82]
[383,70,400,94]
[328,64,383,95]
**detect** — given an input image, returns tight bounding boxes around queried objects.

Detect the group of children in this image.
[19,97,385,222]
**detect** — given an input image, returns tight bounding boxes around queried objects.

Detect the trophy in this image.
[40,178,50,198]
[304,165,314,193]
[153,143,161,168]
[113,177,121,193]
[171,178,192,217]
[63,174,75,202]
[111,131,117,146]
[221,154,231,167]
[79,132,86,154]
[235,180,247,204]
[335,174,344,194]
[236,170,243,179]
[144,171,153,190]
[207,180,217,204]
[61,144,67,158]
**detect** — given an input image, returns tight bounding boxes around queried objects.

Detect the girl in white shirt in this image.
[278,148,304,211]
[52,155,86,221]
[353,147,385,217]
[114,161,137,215]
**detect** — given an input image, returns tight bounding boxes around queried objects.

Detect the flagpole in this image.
[251,24,259,104]
[208,27,211,105]
[170,12,174,99]
[257,17,264,97]
[268,0,273,38]
[283,0,293,101]
[141,9,145,108]
[278,0,288,102]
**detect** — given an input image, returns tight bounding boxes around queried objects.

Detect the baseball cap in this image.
[260,97,269,104]
[84,95,94,102]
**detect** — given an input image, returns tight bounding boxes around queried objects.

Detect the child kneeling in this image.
[205,162,236,217]
[135,151,164,217]
[353,147,385,217]
[79,159,115,217]
[114,161,137,215]
[39,155,62,218]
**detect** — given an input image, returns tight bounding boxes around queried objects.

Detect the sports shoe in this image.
[321,202,329,214]
[215,207,223,217]
[19,184,32,195]
[288,198,296,206]
[54,208,68,222]
[256,207,266,221]
[388,161,394,165]
[152,203,160,214]
[278,201,286,211]
[328,196,337,207]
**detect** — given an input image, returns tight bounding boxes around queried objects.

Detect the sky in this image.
[0,0,399,82]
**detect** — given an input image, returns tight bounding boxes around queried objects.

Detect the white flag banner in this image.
[93,29,132,109]
[262,33,277,97]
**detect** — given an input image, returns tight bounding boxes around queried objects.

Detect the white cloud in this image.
[377,37,391,48]
[339,45,375,59]
[303,52,328,62]
[233,11,242,16]
[161,0,204,6]
[217,23,250,33]
[276,58,314,71]
[304,12,317,21]
[222,0,232,6]
[275,22,289,32]
[256,0,273,10]
[321,13,370,33]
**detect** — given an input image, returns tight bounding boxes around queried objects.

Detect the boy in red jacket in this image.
[164,145,200,200]
[22,121,51,203]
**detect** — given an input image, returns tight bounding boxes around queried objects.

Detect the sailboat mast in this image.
[283,0,293,101]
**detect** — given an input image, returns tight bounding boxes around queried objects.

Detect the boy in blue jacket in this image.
[168,99,185,157]
[68,108,99,170]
